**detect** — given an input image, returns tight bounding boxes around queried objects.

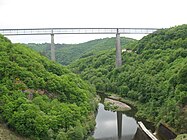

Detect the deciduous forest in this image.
[0,34,96,140]
[69,25,187,133]
[0,24,186,140]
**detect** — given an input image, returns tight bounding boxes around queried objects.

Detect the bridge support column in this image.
[116,29,122,67]
[51,33,56,61]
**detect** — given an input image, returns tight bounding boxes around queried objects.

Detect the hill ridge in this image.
[0,34,96,140]
[26,37,136,65]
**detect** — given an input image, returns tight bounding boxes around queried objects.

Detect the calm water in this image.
[93,103,138,140]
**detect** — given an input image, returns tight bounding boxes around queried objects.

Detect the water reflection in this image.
[117,111,122,139]
[93,103,138,140]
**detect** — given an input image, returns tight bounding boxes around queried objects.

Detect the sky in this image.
[0,0,187,44]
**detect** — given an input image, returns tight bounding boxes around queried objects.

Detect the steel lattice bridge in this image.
[0,28,158,35]
[0,28,161,67]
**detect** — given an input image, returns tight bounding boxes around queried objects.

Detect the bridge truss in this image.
[0,28,161,67]
[0,28,159,35]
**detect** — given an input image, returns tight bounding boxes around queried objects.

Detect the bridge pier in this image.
[116,29,122,67]
[51,33,56,61]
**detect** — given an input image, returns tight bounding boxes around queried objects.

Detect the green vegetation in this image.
[0,124,30,140]
[175,134,187,140]
[103,98,131,112]
[1,24,186,139]
[26,37,136,65]
[0,34,97,140]
[69,24,187,133]
[104,101,119,111]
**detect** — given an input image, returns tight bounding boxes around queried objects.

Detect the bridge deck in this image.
[0,28,159,35]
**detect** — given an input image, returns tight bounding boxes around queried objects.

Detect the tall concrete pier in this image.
[0,28,159,65]
[116,29,122,67]
[51,33,56,61]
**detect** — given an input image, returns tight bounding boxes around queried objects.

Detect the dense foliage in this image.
[0,34,96,140]
[70,25,187,133]
[26,37,136,65]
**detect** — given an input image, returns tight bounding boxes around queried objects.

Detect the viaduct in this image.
[0,28,159,67]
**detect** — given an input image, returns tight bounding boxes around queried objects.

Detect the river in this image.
[93,103,138,140]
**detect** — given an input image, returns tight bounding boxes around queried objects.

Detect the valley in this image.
[0,24,187,140]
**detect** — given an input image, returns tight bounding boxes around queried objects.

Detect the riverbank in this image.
[104,98,131,111]
[101,93,187,140]
[107,94,138,107]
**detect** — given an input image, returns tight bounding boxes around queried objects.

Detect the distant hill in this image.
[26,37,136,65]
[69,24,187,133]
[0,34,96,140]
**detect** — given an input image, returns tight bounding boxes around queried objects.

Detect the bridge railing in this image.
[0,27,162,66]
[0,28,160,36]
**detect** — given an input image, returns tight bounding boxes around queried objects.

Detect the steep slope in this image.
[0,124,30,140]
[69,24,187,133]
[0,34,96,140]
[26,37,136,65]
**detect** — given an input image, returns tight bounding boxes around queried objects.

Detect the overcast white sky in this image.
[0,0,187,43]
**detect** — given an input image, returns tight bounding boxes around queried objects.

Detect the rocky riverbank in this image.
[104,98,131,111]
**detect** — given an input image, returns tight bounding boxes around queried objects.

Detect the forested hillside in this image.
[0,34,96,140]
[70,24,187,133]
[26,37,136,65]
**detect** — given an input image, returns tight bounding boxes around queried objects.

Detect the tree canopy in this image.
[0,34,96,140]
[70,24,187,133]
[26,37,136,65]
